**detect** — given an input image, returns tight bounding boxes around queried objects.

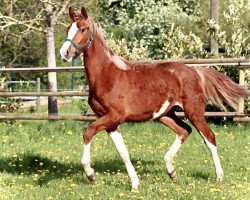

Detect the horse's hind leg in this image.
[159,111,192,178]
[185,106,224,181]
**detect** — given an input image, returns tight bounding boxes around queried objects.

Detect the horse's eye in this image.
[79,29,85,33]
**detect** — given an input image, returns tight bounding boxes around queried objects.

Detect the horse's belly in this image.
[124,99,167,122]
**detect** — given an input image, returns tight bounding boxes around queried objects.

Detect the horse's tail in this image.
[195,67,249,111]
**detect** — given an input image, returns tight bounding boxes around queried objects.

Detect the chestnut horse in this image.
[60,7,249,190]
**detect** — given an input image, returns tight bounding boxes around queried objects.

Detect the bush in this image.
[0,76,21,113]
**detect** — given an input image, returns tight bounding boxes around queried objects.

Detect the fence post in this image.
[36,78,41,114]
[238,69,245,113]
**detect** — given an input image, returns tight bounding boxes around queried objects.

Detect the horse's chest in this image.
[88,94,107,116]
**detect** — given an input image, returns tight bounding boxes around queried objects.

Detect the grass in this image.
[0,118,249,199]
[21,99,84,115]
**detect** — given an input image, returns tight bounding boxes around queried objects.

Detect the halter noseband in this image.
[66,32,94,54]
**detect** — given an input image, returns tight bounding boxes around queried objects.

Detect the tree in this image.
[43,0,67,115]
[210,0,219,56]
[0,0,84,115]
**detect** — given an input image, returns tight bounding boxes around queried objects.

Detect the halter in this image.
[66,32,94,55]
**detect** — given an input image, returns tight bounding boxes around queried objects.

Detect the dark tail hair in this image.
[195,67,249,111]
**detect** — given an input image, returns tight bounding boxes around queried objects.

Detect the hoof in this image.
[168,169,176,179]
[216,176,223,182]
[87,172,96,182]
[131,183,139,192]
[131,188,139,193]
[216,171,224,182]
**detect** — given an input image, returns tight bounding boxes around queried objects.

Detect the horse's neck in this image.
[83,34,113,87]
[83,23,129,88]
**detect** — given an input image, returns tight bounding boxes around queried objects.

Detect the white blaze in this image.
[153,100,170,119]
[60,22,78,62]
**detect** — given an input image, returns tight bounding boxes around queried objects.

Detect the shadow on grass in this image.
[0,152,158,186]
[190,171,211,180]
[0,152,85,185]
[94,158,158,173]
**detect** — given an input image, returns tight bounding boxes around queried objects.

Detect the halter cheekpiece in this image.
[66,32,94,54]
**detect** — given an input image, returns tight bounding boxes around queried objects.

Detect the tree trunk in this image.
[210,0,219,56]
[46,15,58,116]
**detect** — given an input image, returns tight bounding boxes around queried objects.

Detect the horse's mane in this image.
[89,19,130,71]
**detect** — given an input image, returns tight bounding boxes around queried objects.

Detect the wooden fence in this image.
[0,58,250,122]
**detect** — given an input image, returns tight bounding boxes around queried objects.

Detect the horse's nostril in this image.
[66,50,69,56]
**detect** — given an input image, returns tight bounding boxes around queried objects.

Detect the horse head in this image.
[60,7,93,62]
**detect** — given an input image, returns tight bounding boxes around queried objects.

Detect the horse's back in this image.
[127,61,201,91]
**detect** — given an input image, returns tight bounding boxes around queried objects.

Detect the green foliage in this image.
[97,0,250,60]
[107,34,149,60]
[162,24,207,59]
[74,98,92,115]
[0,77,21,113]
[98,0,199,59]
[205,0,250,113]
[207,0,250,57]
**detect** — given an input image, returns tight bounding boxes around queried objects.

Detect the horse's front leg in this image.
[81,141,95,181]
[109,128,139,191]
[81,110,124,182]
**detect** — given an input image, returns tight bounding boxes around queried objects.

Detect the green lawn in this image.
[0,119,249,199]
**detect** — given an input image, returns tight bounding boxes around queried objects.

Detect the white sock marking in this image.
[164,136,182,175]
[153,100,170,119]
[200,132,224,180]
[110,131,139,189]
[60,22,78,62]
[81,142,94,176]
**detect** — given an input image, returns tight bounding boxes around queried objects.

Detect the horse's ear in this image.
[81,7,88,19]
[69,6,77,20]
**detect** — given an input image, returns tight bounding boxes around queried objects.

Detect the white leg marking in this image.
[164,136,182,177]
[110,131,139,190]
[200,132,224,181]
[153,100,170,119]
[81,142,95,176]
[60,22,78,62]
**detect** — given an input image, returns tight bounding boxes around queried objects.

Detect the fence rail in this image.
[0,58,249,122]
[0,112,248,121]
[0,66,84,73]
[0,91,88,97]
[0,58,250,73]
